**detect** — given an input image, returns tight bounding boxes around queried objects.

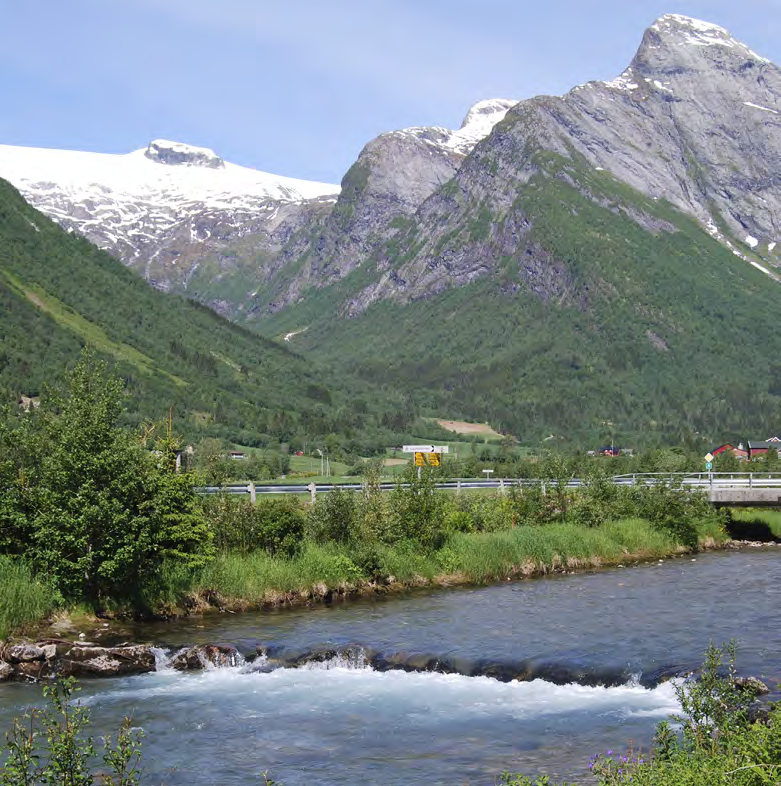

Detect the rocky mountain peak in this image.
[144,139,225,168]
[459,99,518,131]
[633,13,769,70]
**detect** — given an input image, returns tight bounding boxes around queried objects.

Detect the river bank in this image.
[4,516,736,645]
[9,507,779,644]
[184,518,716,615]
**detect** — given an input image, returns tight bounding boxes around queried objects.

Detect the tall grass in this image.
[0,557,57,639]
[192,518,695,606]
[435,518,678,583]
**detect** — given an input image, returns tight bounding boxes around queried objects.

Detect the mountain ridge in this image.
[3,14,781,444]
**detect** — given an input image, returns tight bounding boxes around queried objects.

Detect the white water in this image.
[69,661,680,784]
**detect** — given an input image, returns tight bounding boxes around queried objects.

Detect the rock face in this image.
[535,14,781,253]
[331,14,781,312]
[144,139,225,169]
[247,98,518,314]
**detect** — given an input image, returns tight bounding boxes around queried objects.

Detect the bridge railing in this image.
[612,472,781,488]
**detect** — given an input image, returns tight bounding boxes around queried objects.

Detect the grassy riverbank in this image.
[0,515,726,636]
[729,508,781,539]
[178,515,724,612]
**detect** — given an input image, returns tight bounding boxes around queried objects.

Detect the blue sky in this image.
[1,1,779,184]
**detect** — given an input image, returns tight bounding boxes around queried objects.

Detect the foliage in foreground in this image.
[0,677,142,785]
[505,643,781,786]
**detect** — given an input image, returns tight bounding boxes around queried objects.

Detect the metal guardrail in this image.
[197,472,781,498]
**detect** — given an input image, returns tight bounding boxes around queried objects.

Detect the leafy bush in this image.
[0,350,213,607]
[0,677,143,785]
[205,496,305,558]
[590,642,781,786]
[306,488,358,544]
[625,481,708,550]
[387,466,447,549]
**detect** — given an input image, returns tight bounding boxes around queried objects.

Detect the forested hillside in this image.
[0,177,406,448]
[258,154,781,446]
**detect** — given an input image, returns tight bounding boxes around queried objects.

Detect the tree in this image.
[0,348,213,607]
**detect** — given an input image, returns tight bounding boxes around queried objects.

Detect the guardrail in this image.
[196,472,781,499]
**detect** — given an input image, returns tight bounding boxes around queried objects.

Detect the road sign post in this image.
[404,445,448,479]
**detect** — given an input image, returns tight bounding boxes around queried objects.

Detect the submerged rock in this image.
[170,644,241,671]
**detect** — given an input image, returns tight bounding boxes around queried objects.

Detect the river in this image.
[0,549,779,785]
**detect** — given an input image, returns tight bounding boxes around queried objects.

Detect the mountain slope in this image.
[248,15,781,444]
[0,102,516,320]
[259,151,781,444]
[0,175,347,443]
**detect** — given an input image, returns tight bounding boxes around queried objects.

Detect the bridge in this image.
[201,472,781,507]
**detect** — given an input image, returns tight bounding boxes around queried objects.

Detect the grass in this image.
[190,518,702,608]
[0,557,57,639]
[728,508,781,539]
[435,519,679,582]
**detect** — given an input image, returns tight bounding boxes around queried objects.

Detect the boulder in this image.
[0,662,14,681]
[2,643,46,664]
[58,645,156,677]
[734,676,770,696]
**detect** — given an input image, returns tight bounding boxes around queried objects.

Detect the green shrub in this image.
[306,487,358,544]
[626,481,707,550]
[249,499,306,558]
[0,350,213,607]
[589,642,781,786]
[0,677,143,785]
[204,496,305,557]
[442,510,475,534]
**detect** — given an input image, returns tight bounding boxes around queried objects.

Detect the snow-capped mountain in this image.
[0,139,340,289]
[0,103,514,298]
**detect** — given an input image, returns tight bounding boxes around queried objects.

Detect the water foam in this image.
[86,659,680,725]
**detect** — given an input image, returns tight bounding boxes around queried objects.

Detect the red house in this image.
[712,443,748,460]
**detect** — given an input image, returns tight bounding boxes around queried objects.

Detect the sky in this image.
[2,1,780,185]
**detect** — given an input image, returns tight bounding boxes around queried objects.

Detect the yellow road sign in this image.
[704,452,714,463]
[427,453,440,467]
[414,452,425,466]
